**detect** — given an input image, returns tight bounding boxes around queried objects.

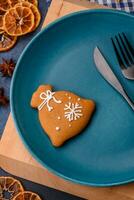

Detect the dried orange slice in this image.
[0,177,24,199]
[15,2,41,31]
[0,29,4,34]
[9,0,38,7]
[0,9,5,34]
[0,32,17,51]
[27,0,38,6]
[0,184,3,198]
[0,0,10,11]
[4,6,34,36]
[13,191,42,200]
[8,0,20,7]
[0,30,4,34]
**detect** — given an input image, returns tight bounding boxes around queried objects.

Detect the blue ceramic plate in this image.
[11,10,134,186]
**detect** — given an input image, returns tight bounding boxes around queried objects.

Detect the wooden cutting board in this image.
[1,0,134,199]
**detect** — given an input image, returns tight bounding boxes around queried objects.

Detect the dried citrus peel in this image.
[0,9,5,34]
[9,0,38,7]
[3,6,35,36]
[0,32,17,51]
[26,0,38,7]
[15,2,41,31]
[0,177,24,199]
[0,0,11,11]
[13,191,42,200]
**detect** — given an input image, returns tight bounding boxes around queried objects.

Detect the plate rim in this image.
[11,9,134,187]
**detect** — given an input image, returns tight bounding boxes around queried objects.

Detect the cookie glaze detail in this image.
[38,90,62,111]
[64,102,83,122]
[56,127,60,131]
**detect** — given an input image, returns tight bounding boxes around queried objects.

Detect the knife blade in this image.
[93,47,134,110]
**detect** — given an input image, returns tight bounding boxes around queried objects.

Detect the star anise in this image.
[0,58,16,77]
[0,87,9,106]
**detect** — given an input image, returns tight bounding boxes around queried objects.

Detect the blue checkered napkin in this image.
[90,0,134,14]
[47,0,134,14]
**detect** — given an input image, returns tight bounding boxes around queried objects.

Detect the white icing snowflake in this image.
[64,102,83,122]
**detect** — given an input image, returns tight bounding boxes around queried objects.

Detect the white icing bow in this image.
[38,90,62,111]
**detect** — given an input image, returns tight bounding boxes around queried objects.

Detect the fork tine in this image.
[115,35,130,66]
[119,33,134,65]
[122,33,134,57]
[111,38,126,69]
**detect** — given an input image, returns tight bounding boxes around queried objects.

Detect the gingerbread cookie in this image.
[31,85,95,147]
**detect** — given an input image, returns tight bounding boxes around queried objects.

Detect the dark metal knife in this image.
[94,47,134,111]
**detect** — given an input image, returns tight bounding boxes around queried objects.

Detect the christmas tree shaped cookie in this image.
[31,85,95,147]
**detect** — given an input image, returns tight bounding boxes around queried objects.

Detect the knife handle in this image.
[121,89,134,111]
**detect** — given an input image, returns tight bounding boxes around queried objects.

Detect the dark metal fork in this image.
[111,33,134,80]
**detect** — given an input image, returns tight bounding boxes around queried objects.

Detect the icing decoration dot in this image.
[38,90,62,111]
[78,98,81,101]
[68,96,71,100]
[64,102,83,122]
[56,127,60,131]
[57,116,61,120]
